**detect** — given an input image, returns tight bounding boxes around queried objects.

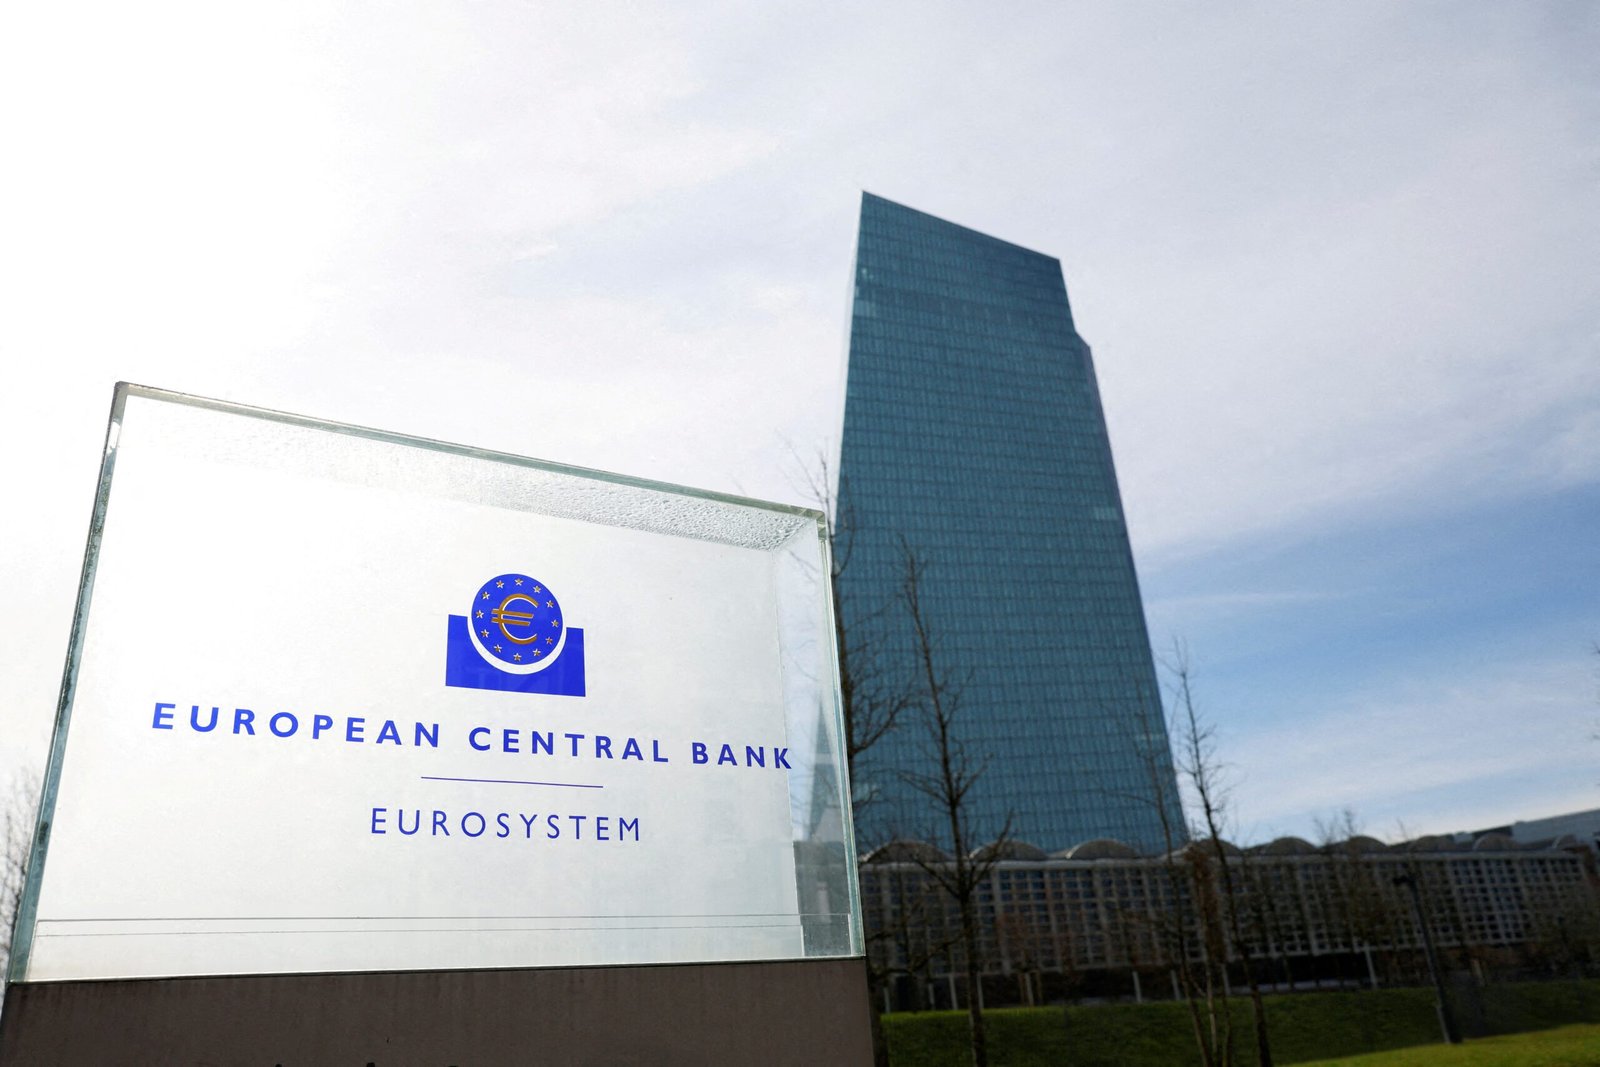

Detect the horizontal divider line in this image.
[420,775,604,788]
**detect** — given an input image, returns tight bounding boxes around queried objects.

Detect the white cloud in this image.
[1225,652,1599,842]
[1146,588,1344,629]
[1077,12,1600,560]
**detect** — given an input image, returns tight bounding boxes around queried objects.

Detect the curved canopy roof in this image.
[863,839,951,864]
[975,840,1049,862]
[1058,838,1141,860]
[1259,836,1317,856]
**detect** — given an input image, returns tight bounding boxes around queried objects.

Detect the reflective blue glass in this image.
[839,193,1182,854]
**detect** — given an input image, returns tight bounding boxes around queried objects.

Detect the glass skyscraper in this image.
[838,193,1181,854]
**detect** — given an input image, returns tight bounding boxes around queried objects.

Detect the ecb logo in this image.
[445,573,586,696]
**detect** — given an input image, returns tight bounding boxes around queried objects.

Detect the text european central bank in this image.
[8,385,860,983]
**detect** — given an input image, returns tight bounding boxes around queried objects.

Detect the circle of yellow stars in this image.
[471,574,564,664]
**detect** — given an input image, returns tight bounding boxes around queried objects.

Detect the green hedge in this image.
[882,980,1600,1066]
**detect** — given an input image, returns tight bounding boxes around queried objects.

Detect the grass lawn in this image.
[882,980,1600,1065]
[1295,1023,1600,1066]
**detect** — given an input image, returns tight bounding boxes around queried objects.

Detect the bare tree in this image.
[1168,647,1274,1067]
[1186,837,1236,1067]
[793,457,913,808]
[1315,810,1397,988]
[1111,687,1220,1065]
[1527,880,1600,978]
[794,454,914,1067]
[868,853,960,1011]
[896,544,1011,1067]
[1,769,43,988]
[1237,843,1309,993]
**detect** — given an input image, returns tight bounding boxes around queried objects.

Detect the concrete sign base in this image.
[0,957,873,1065]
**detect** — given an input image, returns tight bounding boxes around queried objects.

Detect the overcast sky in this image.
[2,1,1596,845]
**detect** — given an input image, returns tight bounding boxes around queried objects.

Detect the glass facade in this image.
[839,193,1181,854]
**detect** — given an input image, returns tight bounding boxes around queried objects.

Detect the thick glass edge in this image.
[8,385,129,983]
[118,382,826,524]
[813,519,865,956]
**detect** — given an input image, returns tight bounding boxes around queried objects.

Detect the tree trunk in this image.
[1248,979,1272,1067]
[964,917,988,1067]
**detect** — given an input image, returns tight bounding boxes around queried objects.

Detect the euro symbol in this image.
[490,593,541,645]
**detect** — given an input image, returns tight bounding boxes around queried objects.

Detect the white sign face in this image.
[15,387,858,980]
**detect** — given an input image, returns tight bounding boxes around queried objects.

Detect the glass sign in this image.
[10,384,860,981]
